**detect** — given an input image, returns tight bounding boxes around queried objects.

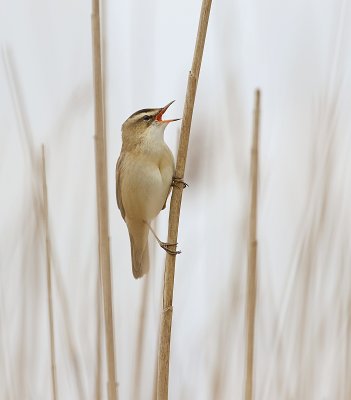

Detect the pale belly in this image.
[121,155,173,221]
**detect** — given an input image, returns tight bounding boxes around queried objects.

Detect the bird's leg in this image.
[161,177,188,210]
[144,221,181,255]
[172,176,188,189]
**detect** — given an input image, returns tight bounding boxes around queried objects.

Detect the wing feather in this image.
[115,154,126,220]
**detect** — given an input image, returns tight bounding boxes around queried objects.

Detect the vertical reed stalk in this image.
[132,245,155,400]
[91,1,117,399]
[156,1,212,398]
[244,90,261,400]
[132,277,149,399]
[41,145,58,400]
[95,275,103,400]
[51,254,86,398]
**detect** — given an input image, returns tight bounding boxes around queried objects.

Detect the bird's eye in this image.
[143,115,151,121]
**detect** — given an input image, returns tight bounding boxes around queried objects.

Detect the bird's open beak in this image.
[155,100,181,123]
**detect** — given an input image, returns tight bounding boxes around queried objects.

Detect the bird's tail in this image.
[127,219,150,279]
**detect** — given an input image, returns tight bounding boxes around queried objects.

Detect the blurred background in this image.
[1,0,351,399]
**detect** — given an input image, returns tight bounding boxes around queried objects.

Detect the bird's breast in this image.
[121,145,174,221]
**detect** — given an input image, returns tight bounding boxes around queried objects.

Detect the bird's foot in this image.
[145,221,182,255]
[159,241,181,256]
[172,176,188,189]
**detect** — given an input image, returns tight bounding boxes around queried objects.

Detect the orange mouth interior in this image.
[155,101,180,123]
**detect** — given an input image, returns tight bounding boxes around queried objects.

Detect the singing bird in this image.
[116,101,182,279]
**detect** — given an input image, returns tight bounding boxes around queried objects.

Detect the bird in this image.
[116,101,183,279]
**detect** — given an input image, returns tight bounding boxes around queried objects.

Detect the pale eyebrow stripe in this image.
[129,108,158,119]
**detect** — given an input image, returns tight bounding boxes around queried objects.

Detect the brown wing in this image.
[115,154,126,220]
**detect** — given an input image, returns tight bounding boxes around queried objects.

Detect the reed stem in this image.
[156,1,213,398]
[41,145,58,400]
[91,1,117,399]
[244,89,261,400]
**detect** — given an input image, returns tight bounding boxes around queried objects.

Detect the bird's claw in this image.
[159,241,181,256]
[172,177,188,189]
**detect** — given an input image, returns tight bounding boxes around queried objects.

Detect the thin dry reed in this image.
[95,273,103,400]
[50,252,86,398]
[41,145,58,400]
[244,89,261,400]
[4,48,47,398]
[133,232,159,400]
[156,1,213,398]
[132,275,150,400]
[91,1,117,399]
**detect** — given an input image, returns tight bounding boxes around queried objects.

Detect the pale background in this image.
[1,0,351,399]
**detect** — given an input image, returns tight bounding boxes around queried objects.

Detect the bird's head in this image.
[121,101,180,147]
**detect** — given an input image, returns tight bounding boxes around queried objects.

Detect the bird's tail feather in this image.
[127,219,150,279]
